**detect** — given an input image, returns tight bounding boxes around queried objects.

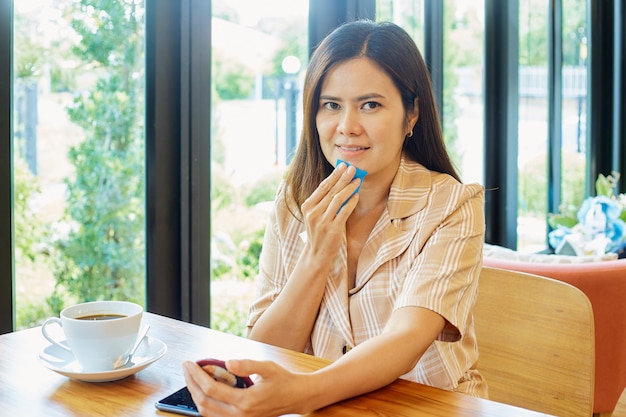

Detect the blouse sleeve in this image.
[394,182,485,342]
[245,183,299,332]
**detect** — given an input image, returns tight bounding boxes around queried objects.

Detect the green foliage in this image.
[520,150,586,221]
[244,171,282,207]
[69,0,143,68]
[213,53,255,100]
[16,301,51,329]
[519,0,549,65]
[14,14,43,78]
[50,0,145,307]
[14,158,57,328]
[561,0,587,66]
[441,5,469,167]
[211,300,249,337]
[210,169,271,282]
[211,163,236,211]
[211,223,266,282]
[268,22,307,77]
[519,153,548,215]
[236,228,265,279]
[13,158,43,261]
[520,0,586,66]
[548,171,625,230]
[595,172,620,198]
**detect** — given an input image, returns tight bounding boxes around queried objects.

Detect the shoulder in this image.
[430,170,484,202]
[269,181,304,233]
[389,158,484,219]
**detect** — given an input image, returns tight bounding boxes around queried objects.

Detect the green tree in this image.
[213,51,255,100]
[268,21,307,77]
[519,0,549,66]
[50,0,145,307]
[562,0,587,66]
[14,158,53,328]
[14,14,43,79]
[520,0,587,67]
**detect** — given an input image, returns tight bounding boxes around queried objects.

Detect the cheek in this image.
[315,118,335,157]
[315,116,335,140]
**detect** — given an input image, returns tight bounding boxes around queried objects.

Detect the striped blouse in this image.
[247,155,488,397]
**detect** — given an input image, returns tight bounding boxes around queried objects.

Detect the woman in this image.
[184,20,487,416]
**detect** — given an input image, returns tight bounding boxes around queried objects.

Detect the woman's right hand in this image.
[247,163,362,350]
[300,162,361,259]
[184,359,313,417]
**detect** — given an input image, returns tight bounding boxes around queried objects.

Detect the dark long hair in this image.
[284,20,460,213]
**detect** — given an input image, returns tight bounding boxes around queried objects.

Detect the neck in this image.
[351,177,392,216]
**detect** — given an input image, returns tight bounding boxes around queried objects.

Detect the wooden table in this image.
[0,312,553,416]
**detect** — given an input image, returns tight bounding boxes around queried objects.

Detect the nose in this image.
[337,108,362,136]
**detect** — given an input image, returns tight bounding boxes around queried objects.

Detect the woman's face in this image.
[316,57,418,181]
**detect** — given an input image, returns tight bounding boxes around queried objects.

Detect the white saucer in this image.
[39,336,167,382]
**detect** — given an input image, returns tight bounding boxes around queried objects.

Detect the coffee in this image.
[77,313,126,321]
[41,300,143,371]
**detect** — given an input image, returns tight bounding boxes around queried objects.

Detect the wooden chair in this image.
[612,387,626,417]
[484,256,626,415]
[474,266,595,417]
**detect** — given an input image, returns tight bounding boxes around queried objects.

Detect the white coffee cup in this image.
[41,300,143,372]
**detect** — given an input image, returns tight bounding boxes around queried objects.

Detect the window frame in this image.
[0,0,14,334]
[145,0,212,325]
[483,0,520,248]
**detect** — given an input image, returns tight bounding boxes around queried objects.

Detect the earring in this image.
[407,130,413,138]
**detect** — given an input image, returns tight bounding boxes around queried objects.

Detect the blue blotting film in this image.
[336,159,368,213]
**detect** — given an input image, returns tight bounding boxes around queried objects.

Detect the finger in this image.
[306,163,355,207]
[335,183,361,218]
[226,358,268,381]
[183,361,239,416]
[329,177,362,216]
[303,166,358,217]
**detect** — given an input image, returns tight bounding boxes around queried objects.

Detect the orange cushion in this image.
[483,257,626,413]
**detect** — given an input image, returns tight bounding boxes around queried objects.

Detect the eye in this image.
[321,101,341,111]
[362,101,381,110]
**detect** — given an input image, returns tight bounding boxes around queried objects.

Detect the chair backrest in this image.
[483,256,626,413]
[474,266,595,417]
[613,387,626,417]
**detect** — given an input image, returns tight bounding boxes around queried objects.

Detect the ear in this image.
[407,97,419,132]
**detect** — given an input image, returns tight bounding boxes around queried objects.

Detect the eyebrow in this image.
[319,93,387,102]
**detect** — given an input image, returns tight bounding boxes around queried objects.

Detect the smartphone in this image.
[155,386,200,416]
[155,359,253,416]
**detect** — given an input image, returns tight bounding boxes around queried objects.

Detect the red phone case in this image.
[196,358,254,388]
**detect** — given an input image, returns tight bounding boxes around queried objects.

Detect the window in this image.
[559,0,587,216]
[517,0,588,252]
[517,0,550,251]
[377,0,424,49]
[12,0,146,329]
[442,0,485,185]
[378,1,484,186]
[1,0,621,333]
[210,0,309,336]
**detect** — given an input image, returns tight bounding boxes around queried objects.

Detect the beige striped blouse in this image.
[247,155,487,397]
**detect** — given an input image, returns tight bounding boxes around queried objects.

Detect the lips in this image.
[337,145,369,151]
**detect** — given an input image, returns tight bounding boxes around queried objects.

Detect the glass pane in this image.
[210,1,309,336]
[377,1,484,184]
[517,0,549,252]
[379,0,484,184]
[14,0,146,329]
[560,0,587,209]
[376,0,425,50]
[443,0,484,184]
